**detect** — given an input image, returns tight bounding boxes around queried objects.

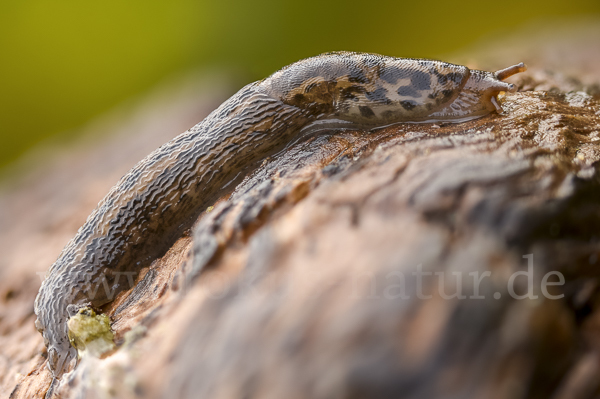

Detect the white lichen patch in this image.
[564,91,592,108]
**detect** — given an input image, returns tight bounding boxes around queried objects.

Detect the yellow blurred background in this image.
[1,0,599,171]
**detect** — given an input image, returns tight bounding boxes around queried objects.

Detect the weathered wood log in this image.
[3,21,600,399]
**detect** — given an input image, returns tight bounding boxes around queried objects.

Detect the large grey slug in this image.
[34,51,526,382]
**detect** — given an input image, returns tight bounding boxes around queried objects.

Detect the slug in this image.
[34,51,526,383]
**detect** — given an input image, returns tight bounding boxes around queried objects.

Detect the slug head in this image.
[429,62,527,121]
[467,63,527,114]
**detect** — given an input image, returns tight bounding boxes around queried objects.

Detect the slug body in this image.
[34,52,526,380]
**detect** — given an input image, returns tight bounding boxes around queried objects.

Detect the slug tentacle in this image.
[34,52,526,390]
[495,62,528,81]
[490,96,503,113]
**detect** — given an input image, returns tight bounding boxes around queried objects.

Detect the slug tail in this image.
[45,377,59,399]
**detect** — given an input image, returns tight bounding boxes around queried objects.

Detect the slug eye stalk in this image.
[494,62,527,81]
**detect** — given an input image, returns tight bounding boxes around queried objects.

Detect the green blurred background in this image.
[1,0,599,171]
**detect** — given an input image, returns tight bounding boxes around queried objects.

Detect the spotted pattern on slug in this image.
[262,52,472,124]
[34,51,526,393]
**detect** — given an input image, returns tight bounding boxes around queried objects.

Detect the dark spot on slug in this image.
[340,85,364,101]
[400,100,417,111]
[347,71,368,84]
[442,89,455,100]
[365,87,390,104]
[446,72,463,84]
[433,70,464,86]
[397,85,420,98]
[410,71,431,91]
[435,71,448,85]
[359,105,375,118]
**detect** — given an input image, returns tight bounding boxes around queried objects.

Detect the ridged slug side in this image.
[34,51,526,383]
